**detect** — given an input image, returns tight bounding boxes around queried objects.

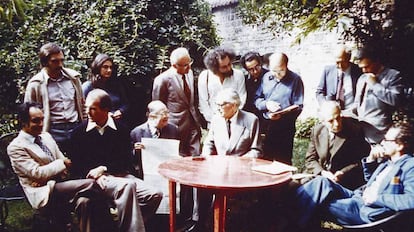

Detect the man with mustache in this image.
[24,42,85,155]
[198,46,247,127]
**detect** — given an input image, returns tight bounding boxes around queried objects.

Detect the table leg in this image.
[213,193,227,232]
[168,181,176,232]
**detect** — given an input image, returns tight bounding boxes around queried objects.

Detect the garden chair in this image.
[0,132,26,230]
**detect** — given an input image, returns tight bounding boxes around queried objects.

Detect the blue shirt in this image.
[254,70,304,119]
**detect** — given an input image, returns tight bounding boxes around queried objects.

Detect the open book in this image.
[252,161,297,175]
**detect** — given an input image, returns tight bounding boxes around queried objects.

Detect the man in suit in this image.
[24,43,85,155]
[316,45,362,110]
[300,101,370,190]
[285,121,414,230]
[351,42,404,144]
[196,88,262,231]
[69,89,162,232]
[7,102,106,232]
[202,88,261,157]
[198,46,247,126]
[255,52,304,164]
[130,100,179,179]
[152,47,201,225]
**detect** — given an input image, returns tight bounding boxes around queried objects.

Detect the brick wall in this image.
[208,2,351,119]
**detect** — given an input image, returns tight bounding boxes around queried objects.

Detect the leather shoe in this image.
[184,222,207,232]
[177,219,197,232]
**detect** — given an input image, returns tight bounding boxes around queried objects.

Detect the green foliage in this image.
[0,0,28,22]
[0,0,219,126]
[237,0,396,45]
[295,117,319,139]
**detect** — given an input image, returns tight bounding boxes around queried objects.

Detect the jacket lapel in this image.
[227,113,245,155]
[316,127,330,159]
[170,74,190,105]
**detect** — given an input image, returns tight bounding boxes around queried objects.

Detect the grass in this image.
[4,137,311,231]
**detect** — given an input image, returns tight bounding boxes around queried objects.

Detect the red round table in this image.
[158,156,292,232]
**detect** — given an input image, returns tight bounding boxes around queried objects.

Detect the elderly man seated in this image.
[282,121,414,231]
[202,87,262,158]
[194,88,262,231]
[298,101,370,190]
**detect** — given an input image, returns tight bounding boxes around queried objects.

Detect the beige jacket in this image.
[24,67,85,132]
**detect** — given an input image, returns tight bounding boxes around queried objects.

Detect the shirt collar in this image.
[43,68,68,82]
[21,130,37,143]
[147,119,159,135]
[86,115,117,134]
[228,110,239,123]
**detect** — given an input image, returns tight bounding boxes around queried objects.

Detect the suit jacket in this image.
[69,120,133,178]
[152,68,201,156]
[202,110,261,158]
[130,122,179,178]
[130,122,179,142]
[304,117,370,189]
[7,131,67,209]
[352,68,404,143]
[316,64,362,108]
[355,155,414,222]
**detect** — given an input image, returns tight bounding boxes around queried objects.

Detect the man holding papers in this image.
[130,100,178,179]
[254,52,304,164]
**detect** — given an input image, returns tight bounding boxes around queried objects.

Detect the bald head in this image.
[147,100,169,129]
[269,52,289,80]
[334,45,352,71]
[319,101,342,133]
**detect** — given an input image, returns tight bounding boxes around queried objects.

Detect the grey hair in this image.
[215,88,241,107]
[170,47,190,65]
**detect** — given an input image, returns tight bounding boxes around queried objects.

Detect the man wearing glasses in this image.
[240,51,270,132]
[24,42,85,155]
[284,122,414,231]
[152,47,203,229]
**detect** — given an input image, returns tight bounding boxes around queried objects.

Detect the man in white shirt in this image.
[198,46,247,126]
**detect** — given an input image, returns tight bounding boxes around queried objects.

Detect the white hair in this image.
[170,47,190,65]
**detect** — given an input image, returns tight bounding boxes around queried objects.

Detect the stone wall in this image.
[208,2,352,119]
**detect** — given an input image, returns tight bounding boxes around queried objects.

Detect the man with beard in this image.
[198,46,247,127]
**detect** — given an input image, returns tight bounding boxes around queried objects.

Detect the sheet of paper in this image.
[141,138,180,213]
[251,161,298,175]
[291,173,316,180]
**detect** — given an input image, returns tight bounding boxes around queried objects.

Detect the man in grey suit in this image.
[130,100,179,179]
[202,88,262,157]
[152,47,202,227]
[300,101,370,190]
[196,88,262,231]
[7,102,109,232]
[352,42,404,144]
[316,45,362,110]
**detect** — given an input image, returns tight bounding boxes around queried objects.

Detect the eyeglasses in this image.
[175,59,193,68]
[216,102,232,107]
[246,64,261,73]
[383,139,396,143]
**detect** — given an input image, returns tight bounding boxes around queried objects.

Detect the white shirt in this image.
[197,69,246,122]
[86,115,117,135]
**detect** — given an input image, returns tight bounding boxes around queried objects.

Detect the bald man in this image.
[316,45,362,110]
[302,101,370,189]
[254,52,304,164]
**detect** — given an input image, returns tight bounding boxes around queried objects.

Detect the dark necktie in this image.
[359,81,368,106]
[182,75,191,101]
[227,120,231,138]
[336,72,345,109]
[34,136,54,161]
[153,128,160,138]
